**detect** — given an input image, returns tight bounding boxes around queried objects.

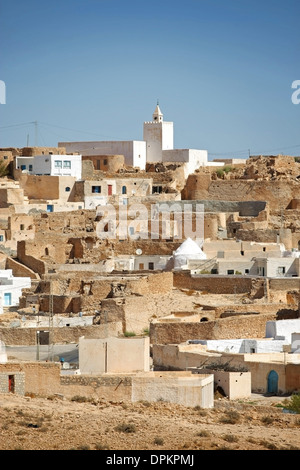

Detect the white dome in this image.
[174,238,206,257]
[174,238,206,269]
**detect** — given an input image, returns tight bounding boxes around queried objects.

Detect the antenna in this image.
[34,121,38,146]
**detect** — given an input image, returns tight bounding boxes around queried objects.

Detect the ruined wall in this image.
[0,323,123,346]
[17,240,47,276]
[6,256,40,280]
[82,154,125,173]
[182,177,300,212]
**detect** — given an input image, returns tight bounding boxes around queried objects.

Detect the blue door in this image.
[4,293,11,306]
[267,370,278,394]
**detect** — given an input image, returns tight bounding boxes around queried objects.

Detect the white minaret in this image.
[152,103,163,123]
[143,102,174,163]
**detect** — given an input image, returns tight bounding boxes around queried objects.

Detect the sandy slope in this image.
[0,392,299,451]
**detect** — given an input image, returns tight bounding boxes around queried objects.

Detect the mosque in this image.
[59,103,213,176]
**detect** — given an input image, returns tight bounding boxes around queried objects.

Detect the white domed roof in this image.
[174,238,206,258]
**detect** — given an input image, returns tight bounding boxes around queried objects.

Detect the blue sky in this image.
[0,0,299,159]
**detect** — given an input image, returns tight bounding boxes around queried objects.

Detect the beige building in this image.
[132,371,214,408]
[78,336,150,374]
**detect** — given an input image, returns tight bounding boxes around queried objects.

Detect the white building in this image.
[194,319,300,354]
[0,270,31,314]
[59,140,147,171]
[59,103,210,175]
[16,154,82,180]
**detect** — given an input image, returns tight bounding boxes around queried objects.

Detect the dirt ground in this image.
[0,392,299,451]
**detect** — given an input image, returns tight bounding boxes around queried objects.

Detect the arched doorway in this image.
[267,370,278,394]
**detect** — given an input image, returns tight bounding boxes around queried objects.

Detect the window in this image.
[63,160,71,168]
[122,186,127,195]
[152,186,162,194]
[21,165,26,170]
[3,155,8,160]
[20,224,25,230]
[96,160,100,170]
[65,187,71,192]
[4,293,11,306]
[54,160,62,168]
[240,251,244,256]
[148,262,154,270]
[0,235,3,242]
[103,159,107,166]
[29,164,33,171]
[227,270,234,275]
[278,266,286,275]
[92,186,101,193]
[245,269,249,274]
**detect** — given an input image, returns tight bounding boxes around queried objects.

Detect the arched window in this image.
[45,247,49,256]
[65,187,71,192]
[122,185,127,195]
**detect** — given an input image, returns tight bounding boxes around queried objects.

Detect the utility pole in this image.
[48,277,54,361]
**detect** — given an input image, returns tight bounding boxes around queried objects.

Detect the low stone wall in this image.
[173,272,253,294]
[60,374,133,401]
[150,313,276,345]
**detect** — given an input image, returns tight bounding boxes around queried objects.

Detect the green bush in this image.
[223,165,233,173]
[285,393,300,414]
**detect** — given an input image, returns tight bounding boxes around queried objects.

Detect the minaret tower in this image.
[152,101,163,123]
[143,102,174,163]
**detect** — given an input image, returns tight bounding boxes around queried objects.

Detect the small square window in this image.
[92,186,101,193]
[55,161,62,168]
[63,161,71,168]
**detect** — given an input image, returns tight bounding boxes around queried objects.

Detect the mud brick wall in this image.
[150,313,276,345]
[173,272,253,294]
[285,364,300,392]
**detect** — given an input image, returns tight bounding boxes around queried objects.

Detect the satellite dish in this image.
[136,249,142,255]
